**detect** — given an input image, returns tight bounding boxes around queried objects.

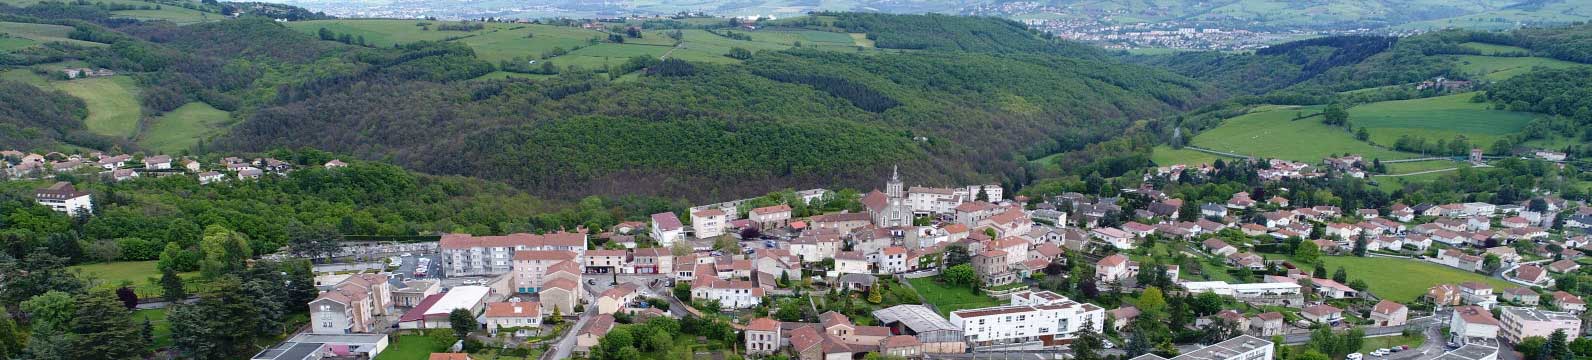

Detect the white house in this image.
[33,182,93,216]
[651,212,684,246]
[483,301,542,337]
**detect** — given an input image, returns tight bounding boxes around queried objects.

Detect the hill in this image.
[1184,105,1417,163]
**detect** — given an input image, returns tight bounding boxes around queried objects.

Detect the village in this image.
[9,147,1592,360]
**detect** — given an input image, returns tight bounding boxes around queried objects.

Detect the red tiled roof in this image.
[440,232,584,250]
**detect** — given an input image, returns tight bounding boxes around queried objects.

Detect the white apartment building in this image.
[34,181,93,216]
[691,209,727,239]
[1499,307,1581,344]
[908,186,962,214]
[1130,335,1275,360]
[1451,305,1502,342]
[651,212,684,246]
[440,232,587,277]
[948,291,1104,347]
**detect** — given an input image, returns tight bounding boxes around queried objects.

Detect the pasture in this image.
[1263,254,1516,302]
[1348,93,1540,149]
[1445,54,1583,80]
[1459,42,1529,55]
[139,102,232,153]
[1189,105,1417,162]
[53,75,142,138]
[0,21,106,47]
[1150,145,1226,166]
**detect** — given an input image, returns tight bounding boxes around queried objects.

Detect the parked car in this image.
[1347,353,1363,360]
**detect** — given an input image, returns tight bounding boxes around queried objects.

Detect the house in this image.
[973,250,1016,287]
[574,314,615,355]
[1499,307,1581,344]
[1096,254,1131,283]
[540,279,579,315]
[237,167,263,180]
[1460,282,1498,308]
[749,204,793,230]
[143,155,172,169]
[745,318,782,355]
[482,301,541,337]
[1107,306,1140,331]
[595,284,640,315]
[650,212,684,246]
[115,169,142,182]
[878,246,909,274]
[1357,208,1379,219]
[199,171,225,184]
[510,251,580,293]
[324,159,347,168]
[1514,265,1551,286]
[812,212,872,234]
[1501,217,1531,229]
[692,276,764,309]
[1502,287,1540,306]
[1429,284,1463,307]
[1311,278,1358,299]
[835,251,870,275]
[1390,204,1415,222]
[1202,239,1237,256]
[429,354,471,360]
[1123,222,1156,238]
[691,209,728,239]
[790,230,841,263]
[1552,291,1586,313]
[33,181,93,216]
[1300,304,1343,324]
[1201,203,1228,218]
[1450,305,1501,342]
[1549,259,1581,274]
[1250,312,1285,337]
[1225,252,1264,270]
[1092,227,1134,249]
[396,286,489,330]
[1370,300,1408,327]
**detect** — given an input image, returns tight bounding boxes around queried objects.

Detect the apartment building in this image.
[511,251,580,294]
[691,208,728,239]
[34,181,93,216]
[309,274,393,334]
[440,232,587,276]
[947,291,1104,347]
[1129,335,1274,360]
[1499,307,1581,344]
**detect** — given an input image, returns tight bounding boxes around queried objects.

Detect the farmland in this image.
[53,75,143,138]
[139,102,232,153]
[284,19,875,69]
[0,0,216,24]
[0,21,107,47]
[1189,105,1417,162]
[1445,55,1584,80]
[1348,93,1541,149]
[1264,254,1516,302]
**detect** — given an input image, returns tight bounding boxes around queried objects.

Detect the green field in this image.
[69,260,199,299]
[1151,145,1228,166]
[1348,93,1541,148]
[1264,254,1515,302]
[0,0,216,24]
[53,75,142,138]
[1459,42,1529,55]
[1446,55,1585,80]
[139,102,232,153]
[1189,105,1417,162]
[0,35,35,51]
[1359,333,1425,353]
[1373,161,1470,191]
[374,333,455,360]
[907,277,1002,316]
[0,21,106,47]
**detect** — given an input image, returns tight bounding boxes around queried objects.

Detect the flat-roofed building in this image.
[1128,335,1274,360]
[947,293,1104,347]
[1499,307,1581,344]
[872,305,966,354]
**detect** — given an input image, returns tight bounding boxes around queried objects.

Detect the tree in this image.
[1353,234,1368,257]
[1519,336,1548,360]
[1178,200,1199,222]
[725,47,752,60]
[867,285,882,304]
[169,277,262,360]
[161,266,187,303]
[1484,254,1503,274]
[115,286,138,309]
[1313,265,1327,279]
[1356,127,1370,141]
[286,222,341,262]
[944,244,970,267]
[317,27,333,40]
[199,226,250,278]
[1332,267,1347,283]
[1323,103,1349,127]
[1138,287,1167,314]
[69,292,149,360]
[943,264,978,290]
[449,308,478,341]
[1070,320,1104,360]
[674,282,691,301]
[1296,350,1331,360]
[0,313,20,359]
[547,305,564,325]
[1295,242,1321,264]
[1549,329,1572,360]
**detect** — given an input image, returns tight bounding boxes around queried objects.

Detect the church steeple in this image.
[886,165,903,198]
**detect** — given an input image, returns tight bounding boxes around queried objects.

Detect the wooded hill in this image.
[1,5,1219,201]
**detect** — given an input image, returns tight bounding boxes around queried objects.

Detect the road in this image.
[1373,168,1459,177]
[543,304,594,360]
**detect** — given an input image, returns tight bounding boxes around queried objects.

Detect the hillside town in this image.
[10,146,1592,360]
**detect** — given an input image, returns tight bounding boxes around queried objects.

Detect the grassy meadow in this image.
[1189,105,1417,162]
[1263,254,1515,302]
[1348,93,1541,148]
[139,102,232,153]
[0,21,107,47]
[54,75,143,138]
[1446,54,1584,80]
[907,277,1002,316]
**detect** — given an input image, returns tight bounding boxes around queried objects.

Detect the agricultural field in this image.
[1372,161,1469,191]
[1263,254,1516,302]
[1445,55,1584,80]
[53,75,143,138]
[1150,145,1227,167]
[1189,105,1417,162]
[0,0,215,24]
[139,102,232,153]
[1348,93,1541,149]
[1459,42,1529,55]
[0,21,107,47]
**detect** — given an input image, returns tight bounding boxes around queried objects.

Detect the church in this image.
[861,166,913,228]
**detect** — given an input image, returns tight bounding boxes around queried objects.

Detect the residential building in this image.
[596,284,640,315]
[651,212,684,246]
[1502,287,1540,306]
[749,204,793,230]
[745,318,782,355]
[574,314,615,355]
[1250,312,1285,337]
[631,247,673,275]
[309,274,393,334]
[972,250,1016,287]
[691,209,728,239]
[1552,291,1586,313]
[392,280,441,308]
[1092,227,1134,249]
[538,278,580,315]
[511,251,580,293]
[692,276,764,309]
[1125,335,1274,360]
[441,232,586,277]
[33,181,93,216]
[482,301,542,337]
[1499,307,1580,344]
[1301,304,1343,324]
[1450,305,1501,342]
[396,286,490,330]
[947,293,1105,347]
[1371,300,1408,327]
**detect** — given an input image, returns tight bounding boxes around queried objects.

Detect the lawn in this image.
[907,277,1002,316]
[1262,254,1515,302]
[374,333,455,360]
[134,308,172,348]
[69,260,199,298]
[1445,55,1583,80]
[139,102,231,153]
[1358,333,1425,353]
[1151,145,1227,166]
[1190,105,1418,162]
[1348,93,1541,148]
[53,75,142,138]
